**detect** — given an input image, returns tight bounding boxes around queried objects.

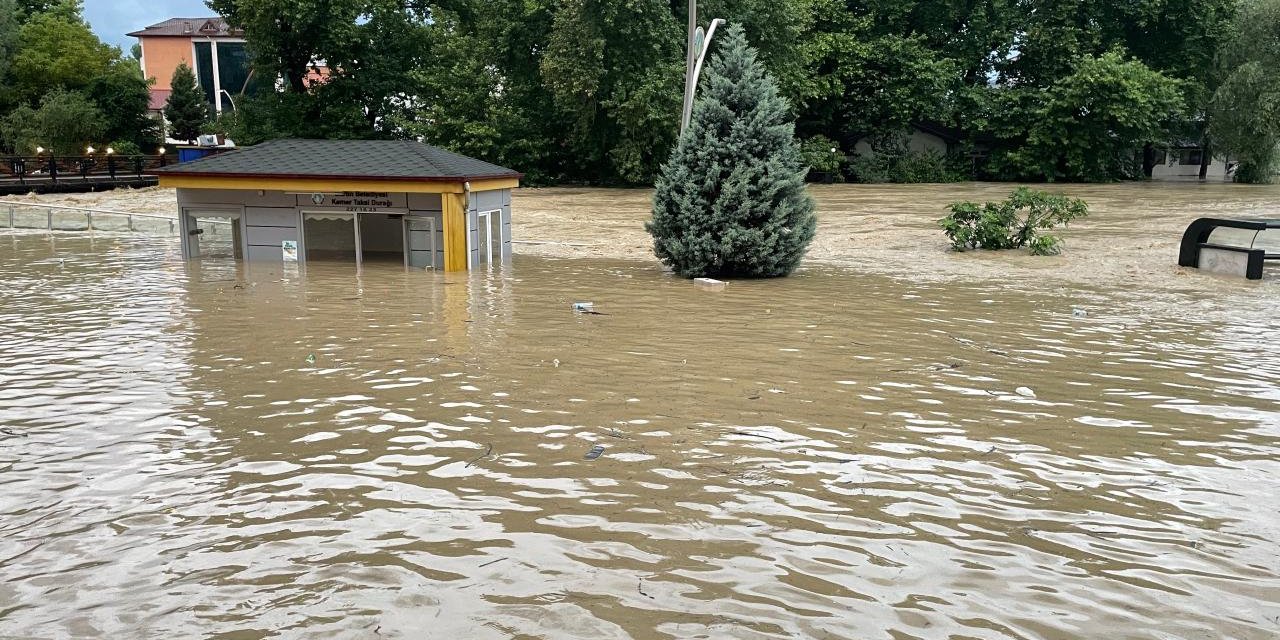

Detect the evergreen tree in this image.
[646,24,816,278]
[163,63,208,144]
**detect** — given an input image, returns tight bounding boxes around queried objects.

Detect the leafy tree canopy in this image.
[1210,0,1280,183]
[9,2,116,103]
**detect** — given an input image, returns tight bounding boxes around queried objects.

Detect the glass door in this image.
[406,216,438,269]
[183,209,242,260]
[476,210,499,267]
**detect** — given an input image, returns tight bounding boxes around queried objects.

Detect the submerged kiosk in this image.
[157,139,521,271]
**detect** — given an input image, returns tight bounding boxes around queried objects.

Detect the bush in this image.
[850,133,966,183]
[939,187,1088,255]
[108,140,142,156]
[646,25,816,278]
[800,135,843,175]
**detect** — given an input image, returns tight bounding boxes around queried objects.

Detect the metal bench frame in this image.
[1178,217,1280,280]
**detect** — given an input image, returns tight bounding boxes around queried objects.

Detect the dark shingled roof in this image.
[127,18,241,38]
[157,139,522,182]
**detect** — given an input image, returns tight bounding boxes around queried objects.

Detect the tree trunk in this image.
[1199,141,1212,180]
[1142,143,1156,178]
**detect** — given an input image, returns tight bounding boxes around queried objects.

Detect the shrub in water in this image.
[646,24,816,278]
[800,135,843,176]
[849,132,967,183]
[940,187,1088,255]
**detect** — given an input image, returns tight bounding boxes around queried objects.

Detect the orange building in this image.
[128,18,252,117]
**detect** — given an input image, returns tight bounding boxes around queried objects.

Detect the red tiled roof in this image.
[148,90,172,111]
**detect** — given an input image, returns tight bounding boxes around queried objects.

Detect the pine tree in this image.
[646,24,816,278]
[163,62,209,144]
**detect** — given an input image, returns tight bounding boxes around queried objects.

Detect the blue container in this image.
[177,147,216,163]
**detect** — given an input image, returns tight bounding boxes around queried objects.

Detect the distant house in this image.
[852,123,967,157]
[128,17,329,120]
[1150,142,1235,182]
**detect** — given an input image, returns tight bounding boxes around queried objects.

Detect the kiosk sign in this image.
[333,192,395,212]
[298,191,405,212]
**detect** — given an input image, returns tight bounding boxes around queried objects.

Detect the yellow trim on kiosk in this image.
[158,175,520,194]
[441,192,469,272]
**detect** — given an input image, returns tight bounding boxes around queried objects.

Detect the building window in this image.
[1180,149,1203,166]
[191,41,255,114]
[216,42,253,99]
[193,41,217,109]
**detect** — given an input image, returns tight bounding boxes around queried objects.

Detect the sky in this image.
[84,0,214,50]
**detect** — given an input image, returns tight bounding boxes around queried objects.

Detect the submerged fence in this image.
[0,201,231,236]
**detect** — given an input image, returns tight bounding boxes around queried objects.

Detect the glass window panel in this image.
[476,212,491,265]
[193,42,217,109]
[216,42,254,100]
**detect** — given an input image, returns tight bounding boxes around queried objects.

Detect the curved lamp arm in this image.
[681,18,726,134]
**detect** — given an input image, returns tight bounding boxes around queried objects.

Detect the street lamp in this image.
[681,1,725,134]
[86,145,95,155]
[219,89,237,113]
[35,146,44,155]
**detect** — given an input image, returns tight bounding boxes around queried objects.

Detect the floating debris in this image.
[1073,308,1088,318]
[1015,386,1036,398]
[694,277,726,291]
[305,353,316,365]
[584,444,606,460]
[572,302,609,315]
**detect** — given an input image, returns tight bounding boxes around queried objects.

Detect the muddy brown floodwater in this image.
[2,183,1280,639]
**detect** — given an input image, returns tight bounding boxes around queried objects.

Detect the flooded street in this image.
[2,185,1280,639]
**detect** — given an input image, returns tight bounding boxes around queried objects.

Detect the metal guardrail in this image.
[0,201,230,236]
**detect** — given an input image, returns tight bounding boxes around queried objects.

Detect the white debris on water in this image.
[695,277,726,291]
[1015,387,1037,398]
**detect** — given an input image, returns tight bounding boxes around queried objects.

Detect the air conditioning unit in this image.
[197,134,219,147]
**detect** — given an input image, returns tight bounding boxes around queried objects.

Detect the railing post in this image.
[127,215,134,232]
[7,206,13,229]
[47,208,53,231]
[86,211,93,232]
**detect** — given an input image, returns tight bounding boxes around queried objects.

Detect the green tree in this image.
[8,3,115,103]
[164,63,209,143]
[207,0,434,141]
[400,0,566,183]
[88,59,158,149]
[0,104,38,153]
[1210,0,1280,183]
[539,0,682,182]
[208,0,367,94]
[987,51,1183,182]
[4,88,104,154]
[16,0,68,20]
[647,24,816,278]
[0,0,18,87]
[791,0,957,152]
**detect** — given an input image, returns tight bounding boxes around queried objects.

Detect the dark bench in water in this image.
[1179,218,1280,280]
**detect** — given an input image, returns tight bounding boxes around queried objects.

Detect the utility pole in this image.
[681,1,725,135]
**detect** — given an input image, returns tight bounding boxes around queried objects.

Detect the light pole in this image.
[219,89,237,113]
[681,1,725,135]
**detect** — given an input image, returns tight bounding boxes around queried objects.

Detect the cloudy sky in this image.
[84,0,213,50]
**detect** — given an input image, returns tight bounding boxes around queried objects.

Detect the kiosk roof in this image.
[158,139,522,183]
